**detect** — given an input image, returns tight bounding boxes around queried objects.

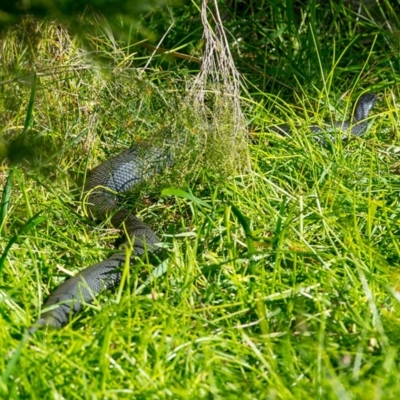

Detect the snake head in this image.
[353,93,377,123]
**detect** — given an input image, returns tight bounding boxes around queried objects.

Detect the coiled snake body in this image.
[29,92,377,332]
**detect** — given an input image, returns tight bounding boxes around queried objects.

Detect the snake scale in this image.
[29,92,377,333]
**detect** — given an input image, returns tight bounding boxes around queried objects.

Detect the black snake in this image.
[270,93,377,140]
[29,145,173,332]
[29,92,377,333]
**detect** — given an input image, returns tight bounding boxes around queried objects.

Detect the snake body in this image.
[29,92,377,333]
[29,145,172,332]
[270,93,377,140]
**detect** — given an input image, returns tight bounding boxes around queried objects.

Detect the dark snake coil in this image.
[29,92,377,333]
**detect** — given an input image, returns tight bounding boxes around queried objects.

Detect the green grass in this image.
[2,2,400,398]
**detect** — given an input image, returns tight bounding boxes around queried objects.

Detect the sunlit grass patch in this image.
[1,2,400,398]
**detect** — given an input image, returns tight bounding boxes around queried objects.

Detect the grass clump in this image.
[2,1,400,399]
